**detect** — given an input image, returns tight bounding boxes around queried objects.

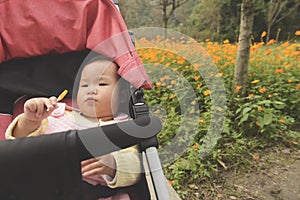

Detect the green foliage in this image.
[120,0,300,42]
[139,40,300,198]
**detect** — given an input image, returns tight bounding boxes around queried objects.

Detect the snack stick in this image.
[46,89,68,111]
[57,89,68,102]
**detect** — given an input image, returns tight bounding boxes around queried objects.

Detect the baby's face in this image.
[77,59,119,121]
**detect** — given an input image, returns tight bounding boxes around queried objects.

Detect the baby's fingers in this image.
[35,99,48,117]
[45,96,58,112]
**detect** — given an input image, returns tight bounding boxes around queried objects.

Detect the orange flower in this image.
[295,30,300,36]
[192,144,199,149]
[204,90,211,96]
[258,107,264,111]
[248,93,254,98]
[259,88,267,93]
[264,49,272,55]
[191,100,197,105]
[267,39,276,45]
[261,31,267,38]
[177,57,185,65]
[169,94,176,99]
[235,86,241,93]
[275,69,284,73]
[194,75,200,81]
[279,119,286,123]
[197,83,202,89]
[287,80,293,83]
[256,121,260,126]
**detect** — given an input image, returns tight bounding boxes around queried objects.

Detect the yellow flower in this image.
[153,110,161,115]
[204,90,211,96]
[155,82,162,88]
[171,80,176,85]
[198,119,204,124]
[223,39,230,44]
[251,80,260,84]
[191,100,197,105]
[216,72,224,77]
[295,30,300,36]
[261,31,267,38]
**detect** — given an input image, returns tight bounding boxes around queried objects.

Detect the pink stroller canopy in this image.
[0,0,151,89]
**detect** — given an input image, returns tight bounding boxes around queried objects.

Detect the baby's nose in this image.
[87,86,98,94]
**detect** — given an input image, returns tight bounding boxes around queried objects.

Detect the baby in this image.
[6,55,141,199]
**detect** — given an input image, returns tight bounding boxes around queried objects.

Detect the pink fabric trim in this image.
[0,114,12,140]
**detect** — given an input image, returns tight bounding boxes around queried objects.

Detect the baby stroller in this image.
[0,0,178,199]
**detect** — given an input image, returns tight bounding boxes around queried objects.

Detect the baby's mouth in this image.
[85,97,97,103]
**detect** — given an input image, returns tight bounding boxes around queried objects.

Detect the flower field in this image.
[135,34,300,198]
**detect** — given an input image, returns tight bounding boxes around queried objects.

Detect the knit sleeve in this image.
[107,145,141,188]
[5,113,48,139]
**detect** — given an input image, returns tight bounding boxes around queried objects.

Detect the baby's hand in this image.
[81,154,116,178]
[23,96,58,122]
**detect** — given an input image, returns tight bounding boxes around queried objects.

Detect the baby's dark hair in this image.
[72,51,131,115]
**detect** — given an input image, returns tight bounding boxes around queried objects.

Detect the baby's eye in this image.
[99,83,108,86]
[80,84,88,87]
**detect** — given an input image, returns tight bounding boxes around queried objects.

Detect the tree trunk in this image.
[233,0,254,97]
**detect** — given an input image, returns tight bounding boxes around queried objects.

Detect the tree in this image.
[233,0,254,97]
[149,0,189,29]
[188,0,222,37]
[257,0,300,42]
[119,0,159,28]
